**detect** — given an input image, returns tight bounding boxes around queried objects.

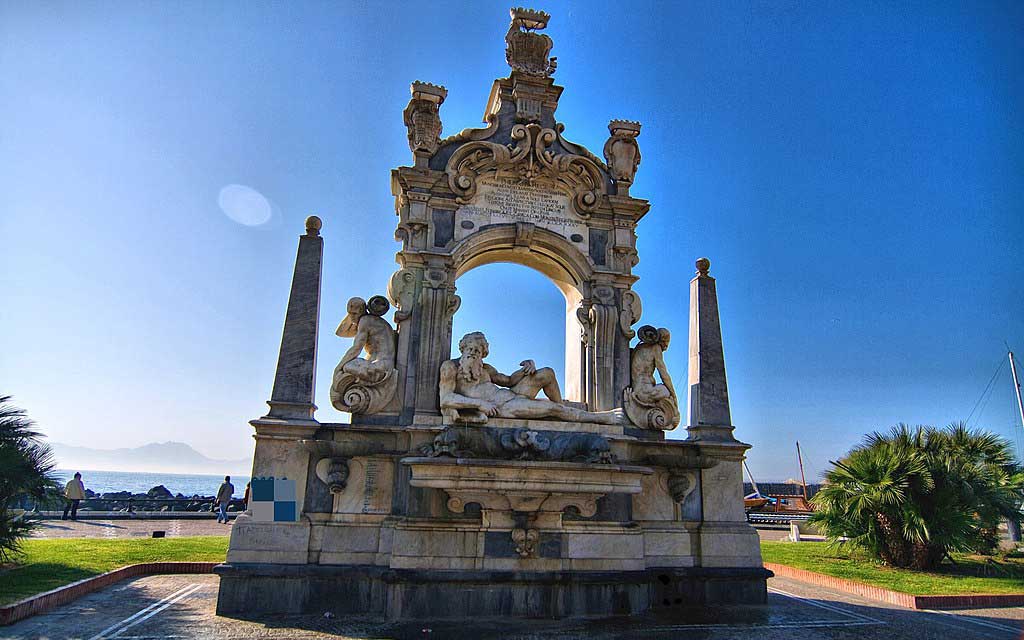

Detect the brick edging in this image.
[0,561,217,626]
[765,562,1024,610]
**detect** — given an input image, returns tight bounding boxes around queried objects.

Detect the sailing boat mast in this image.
[796,441,809,503]
[1010,350,1024,432]
[743,461,762,497]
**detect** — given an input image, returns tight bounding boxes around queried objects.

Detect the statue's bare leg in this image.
[510,367,563,403]
[498,397,623,425]
[343,359,390,382]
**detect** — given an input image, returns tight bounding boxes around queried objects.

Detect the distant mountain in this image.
[49,440,251,475]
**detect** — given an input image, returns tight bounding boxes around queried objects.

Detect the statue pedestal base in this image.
[219,421,767,620]
[214,563,771,618]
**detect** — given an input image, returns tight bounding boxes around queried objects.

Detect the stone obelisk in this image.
[262,216,324,424]
[686,257,737,441]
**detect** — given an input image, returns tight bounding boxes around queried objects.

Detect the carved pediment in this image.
[445,123,605,216]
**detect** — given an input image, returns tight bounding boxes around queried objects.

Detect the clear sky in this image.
[2,1,1022,482]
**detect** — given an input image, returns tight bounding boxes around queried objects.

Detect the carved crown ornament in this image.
[445,122,605,216]
[403,82,447,158]
[505,8,557,78]
[603,120,642,187]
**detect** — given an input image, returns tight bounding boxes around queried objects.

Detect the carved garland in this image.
[445,123,604,216]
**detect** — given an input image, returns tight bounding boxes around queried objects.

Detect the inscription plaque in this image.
[335,458,394,515]
[455,177,589,251]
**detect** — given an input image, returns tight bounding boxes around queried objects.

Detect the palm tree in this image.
[810,423,1024,570]
[0,395,59,561]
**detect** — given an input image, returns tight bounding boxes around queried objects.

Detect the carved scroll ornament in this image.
[387,268,417,322]
[619,290,642,338]
[446,123,604,216]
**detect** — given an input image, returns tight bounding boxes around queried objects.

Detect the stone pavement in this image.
[28,519,232,539]
[3,573,1022,639]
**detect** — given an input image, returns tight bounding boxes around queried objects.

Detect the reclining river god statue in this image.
[439,331,623,425]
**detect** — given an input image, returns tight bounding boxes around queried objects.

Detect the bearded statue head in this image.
[456,332,489,383]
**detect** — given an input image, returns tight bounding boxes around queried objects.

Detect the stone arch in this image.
[450,224,592,402]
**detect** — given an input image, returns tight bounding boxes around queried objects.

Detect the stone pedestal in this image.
[217,419,768,619]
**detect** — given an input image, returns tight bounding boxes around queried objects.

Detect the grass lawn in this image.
[762,540,1024,595]
[0,537,228,606]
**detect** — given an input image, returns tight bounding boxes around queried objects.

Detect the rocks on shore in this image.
[70,485,235,513]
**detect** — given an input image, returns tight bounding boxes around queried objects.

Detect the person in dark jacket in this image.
[215,476,234,524]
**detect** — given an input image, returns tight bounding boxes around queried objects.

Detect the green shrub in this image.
[810,422,1024,570]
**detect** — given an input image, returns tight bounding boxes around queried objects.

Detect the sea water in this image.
[55,469,252,497]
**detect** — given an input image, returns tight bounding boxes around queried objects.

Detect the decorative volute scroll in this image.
[505,7,557,78]
[666,469,697,503]
[603,120,642,189]
[446,122,604,215]
[623,325,681,430]
[330,295,399,415]
[403,82,447,166]
[386,267,417,323]
[619,290,642,338]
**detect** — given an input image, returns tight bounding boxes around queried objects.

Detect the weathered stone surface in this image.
[226,515,310,564]
[419,424,614,463]
[331,457,395,515]
[265,218,323,422]
[686,258,735,441]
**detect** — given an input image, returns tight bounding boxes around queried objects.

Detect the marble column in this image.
[263,216,324,424]
[686,258,736,442]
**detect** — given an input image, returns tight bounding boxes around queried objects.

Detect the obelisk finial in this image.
[696,257,710,276]
[305,215,322,237]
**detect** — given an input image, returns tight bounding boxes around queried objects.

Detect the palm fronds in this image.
[810,422,1024,569]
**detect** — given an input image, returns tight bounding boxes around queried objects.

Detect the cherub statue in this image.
[623,325,680,430]
[330,296,398,414]
[439,331,623,426]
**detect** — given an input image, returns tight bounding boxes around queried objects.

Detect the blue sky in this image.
[1,1,1021,481]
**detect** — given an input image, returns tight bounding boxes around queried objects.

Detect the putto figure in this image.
[440,331,623,425]
[330,295,399,414]
[623,325,680,430]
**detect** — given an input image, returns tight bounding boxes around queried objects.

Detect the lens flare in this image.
[217,184,272,226]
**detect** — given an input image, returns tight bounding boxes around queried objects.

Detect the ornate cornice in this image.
[445,122,605,215]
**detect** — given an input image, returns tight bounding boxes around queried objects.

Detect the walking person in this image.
[215,475,234,524]
[62,472,86,521]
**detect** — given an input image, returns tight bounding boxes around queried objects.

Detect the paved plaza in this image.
[28,519,233,539]
[2,573,1021,640]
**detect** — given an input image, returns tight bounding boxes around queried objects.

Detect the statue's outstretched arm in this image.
[485,363,514,388]
[339,330,367,368]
